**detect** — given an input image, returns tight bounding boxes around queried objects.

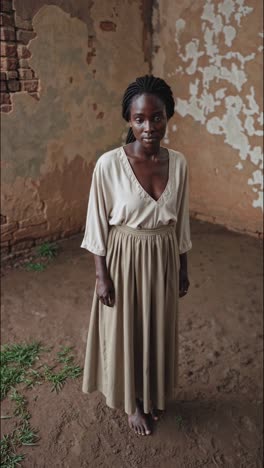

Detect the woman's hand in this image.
[179,268,190,297]
[179,252,190,298]
[96,276,115,307]
[93,254,115,307]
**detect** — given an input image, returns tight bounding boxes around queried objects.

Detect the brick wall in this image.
[0,0,39,113]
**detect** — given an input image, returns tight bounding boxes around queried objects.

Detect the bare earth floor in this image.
[1,220,263,468]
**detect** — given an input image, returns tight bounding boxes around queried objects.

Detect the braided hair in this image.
[122,75,175,144]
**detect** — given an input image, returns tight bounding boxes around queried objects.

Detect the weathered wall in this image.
[152,0,263,235]
[1,0,263,258]
[1,0,149,256]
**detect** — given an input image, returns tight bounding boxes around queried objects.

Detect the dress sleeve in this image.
[81,162,110,256]
[176,161,192,254]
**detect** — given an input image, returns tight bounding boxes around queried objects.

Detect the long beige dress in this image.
[81,146,192,415]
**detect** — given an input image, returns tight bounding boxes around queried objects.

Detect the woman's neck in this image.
[126,140,162,160]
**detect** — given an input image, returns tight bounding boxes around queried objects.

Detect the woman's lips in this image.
[143,136,158,142]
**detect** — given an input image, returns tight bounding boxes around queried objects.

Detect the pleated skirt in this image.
[82,223,180,415]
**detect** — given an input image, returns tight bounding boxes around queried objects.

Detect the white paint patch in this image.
[164,126,170,144]
[223,25,236,46]
[173,0,263,210]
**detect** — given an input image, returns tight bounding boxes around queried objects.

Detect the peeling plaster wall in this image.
[1,0,149,255]
[152,0,263,235]
[1,0,263,258]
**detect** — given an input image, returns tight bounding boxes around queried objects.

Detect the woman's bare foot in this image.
[150,401,164,421]
[128,399,151,436]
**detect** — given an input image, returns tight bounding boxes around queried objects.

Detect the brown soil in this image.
[1,220,263,468]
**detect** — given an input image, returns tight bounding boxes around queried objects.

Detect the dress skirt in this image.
[82,223,180,415]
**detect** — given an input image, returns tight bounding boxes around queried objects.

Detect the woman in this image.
[81,75,192,436]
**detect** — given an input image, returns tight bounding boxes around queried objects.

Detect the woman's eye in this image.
[135,118,143,124]
[154,116,161,122]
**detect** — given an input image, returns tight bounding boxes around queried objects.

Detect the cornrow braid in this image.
[122,75,175,144]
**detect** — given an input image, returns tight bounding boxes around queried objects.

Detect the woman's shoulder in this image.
[95,146,122,169]
[167,148,188,167]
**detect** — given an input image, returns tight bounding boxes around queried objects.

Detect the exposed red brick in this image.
[0,92,11,105]
[99,21,117,32]
[96,111,104,119]
[14,15,32,30]
[19,216,46,228]
[0,80,7,91]
[1,231,13,241]
[30,92,40,100]
[19,68,34,80]
[19,58,29,68]
[0,12,14,27]
[17,44,31,59]
[6,70,17,79]
[13,222,48,241]
[0,26,16,41]
[0,71,7,80]
[0,56,18,70]
[11,239,35,251]
[0,104,12,112]
[8,79,20,92]
[1,241,10,257]
[20,80,38,93]
[0,222,17,234]
[0,42,17,57]
[0,222,17,241]
[0,0,13,13]
[16,29,36,45]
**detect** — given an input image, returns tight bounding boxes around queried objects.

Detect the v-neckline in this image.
[120,146,171,204]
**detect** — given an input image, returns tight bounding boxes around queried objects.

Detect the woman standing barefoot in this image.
[81,75,192,436]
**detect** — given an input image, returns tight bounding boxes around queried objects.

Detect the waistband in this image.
[111,223,176,237]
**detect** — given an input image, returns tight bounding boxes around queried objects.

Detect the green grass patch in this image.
[36,242,58,259]
[25,262,46,272]
[0,435,24,468]
[0,343,42,399]
[1,342,82,467]
[175,414,183,429]
[24,242,59,273]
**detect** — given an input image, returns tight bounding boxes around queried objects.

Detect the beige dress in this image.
[81,146,192,415]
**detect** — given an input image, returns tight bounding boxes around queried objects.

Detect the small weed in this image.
[1,343,41,368]
[1,342,82,467]
[36,242,58,259]
[0,343,42,399]
[57,346,75,364]
[175,414,183,428]
[0,435,24,468]
[14,421,39,446]
[24,242,58,273]
[25,262,46,272]
[44,346,82,393]
[10,390,30,420]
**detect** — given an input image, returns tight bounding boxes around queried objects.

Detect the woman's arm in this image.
[179,252,190,298]
[94,255,115,307]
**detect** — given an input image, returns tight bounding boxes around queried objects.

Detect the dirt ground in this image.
[1,220,263,468]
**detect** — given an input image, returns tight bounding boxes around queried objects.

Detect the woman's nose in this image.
[144,120,154,132]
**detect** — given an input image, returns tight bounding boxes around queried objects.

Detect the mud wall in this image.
[1,0,149,256]
[1,0,263,258]
[152,0,263,235]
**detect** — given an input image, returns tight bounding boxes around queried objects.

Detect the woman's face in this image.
[129,93,167,148]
